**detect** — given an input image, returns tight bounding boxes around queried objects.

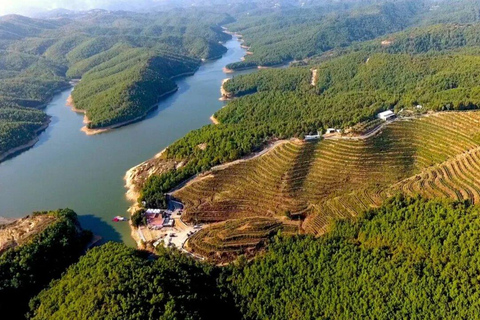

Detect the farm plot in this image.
[302,112,480,235]
[175,141,315,223]
[186,217,298,263]
[175,111,480,259]
[386,146,480,203]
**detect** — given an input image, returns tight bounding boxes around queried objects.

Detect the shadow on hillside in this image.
[144,82,192,121]
[78,214,122,245]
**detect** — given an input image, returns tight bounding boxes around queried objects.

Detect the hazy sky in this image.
[0,0,167,16]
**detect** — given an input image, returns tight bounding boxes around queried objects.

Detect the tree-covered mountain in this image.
[0,209,91,319]
[0,9,232,159]
[140,44,480,208]
[224,0,480,70]
[309,23,480,63]
[28,243,237,320]
[25,197,480,319]
[227,197,480,319]
[224,0,426,70]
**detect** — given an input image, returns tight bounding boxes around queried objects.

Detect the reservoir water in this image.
[0,36,252,246]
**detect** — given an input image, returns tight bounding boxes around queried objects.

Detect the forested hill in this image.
[28,243,238,320]
[310,23,480,63]
[140,46,480,209]
[26,197,480,319]
[224,0,480,70]
[228,197,480,319]
[0,10,232,159]
[0,209,91,319]
[224,0,425,70]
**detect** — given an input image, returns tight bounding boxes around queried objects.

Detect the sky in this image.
[0,0,167,16]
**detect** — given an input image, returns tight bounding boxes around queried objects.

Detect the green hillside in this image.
[28,243,236,320]
[71,49,199,128]
[0,209,91,319]
[0,10,231,159]
[222,50,480,126]
[224,0,424,70]
[141,47,480,210]
[228,197,480,319]
[26,198,480,319]
[224,0,480,70]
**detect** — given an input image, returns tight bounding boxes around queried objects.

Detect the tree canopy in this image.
[28,243,237,320]
[227,196,480,319]
[0,209,91,319]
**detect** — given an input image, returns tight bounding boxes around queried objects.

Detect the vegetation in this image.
[223,68,311,96]
[187,217,298,263]
[171,111,480,258]
[28,243,237,320]
[131,209,147,228]
[228,196,480,319]
[353,23,480,55]
[0,108,50,157]
[141,47,480,212]
[26,197,480,319]
[224,0,425,70]
[224,0,480,70]
[222,50,480,126]
[71,50,199,128]
[0,10,232,159]
[0,209,91,319]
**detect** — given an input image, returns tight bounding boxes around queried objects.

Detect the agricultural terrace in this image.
[186,217,298,262]
[173,111,480,259]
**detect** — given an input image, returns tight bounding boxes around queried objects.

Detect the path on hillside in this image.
[172,120,397,195]
[310,69,318,86]
[169,140,293,196]
[324,119,397,141]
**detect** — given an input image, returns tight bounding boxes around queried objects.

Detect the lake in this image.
[0,36,252,246]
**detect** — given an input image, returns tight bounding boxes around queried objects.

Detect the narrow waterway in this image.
[0,36,253,246]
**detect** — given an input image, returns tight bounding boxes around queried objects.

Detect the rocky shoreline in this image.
[124,148,182,248]
[219,78,233,101]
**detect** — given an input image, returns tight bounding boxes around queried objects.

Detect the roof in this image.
[378,110,395,117]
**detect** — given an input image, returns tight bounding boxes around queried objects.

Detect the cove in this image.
[0,36,253,246]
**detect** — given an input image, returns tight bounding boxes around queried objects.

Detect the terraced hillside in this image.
[173,111,480,259]
[187,217,298,261]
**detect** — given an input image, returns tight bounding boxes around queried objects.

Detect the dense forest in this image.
[28,243,237,320]
[224,0,480,70]
[23,197,480,319]
[0,10,232,158]
[227,196,480,319]
[223,50,480,123]
[224,0,424,70]
[0,209,91,319]
[313,23,480,63]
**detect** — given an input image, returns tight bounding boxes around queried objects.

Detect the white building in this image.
[377,110,396,121]
[305,130,322,141]
[305,135,320,141]
[325,128,336,134]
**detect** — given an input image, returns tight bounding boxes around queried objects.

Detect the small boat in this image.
[112,216,127,222]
